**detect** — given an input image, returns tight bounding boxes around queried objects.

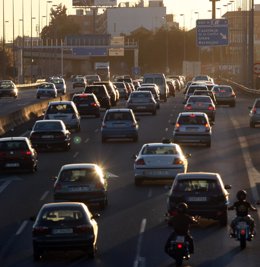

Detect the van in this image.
[143,73,168,102]
[43,101,81,132]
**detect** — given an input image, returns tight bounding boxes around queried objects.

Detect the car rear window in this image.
[47,104,74,114]
[142,145,177,155]
[73,95,94,103]
[0,141,28,151]
[178,115,207,125]
[188,96,211,103]
[174,179,220,192]
[59,169,99,183]
[105,112,132,121]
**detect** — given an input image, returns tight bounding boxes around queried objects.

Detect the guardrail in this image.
[224,79,260,95]
[16,80,46,89]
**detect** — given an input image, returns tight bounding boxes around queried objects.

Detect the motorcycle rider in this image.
[228,189,257,238]
[165,202,198,254]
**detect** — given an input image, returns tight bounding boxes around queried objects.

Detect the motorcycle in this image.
[230,219,253,249]
[165,234,190,266]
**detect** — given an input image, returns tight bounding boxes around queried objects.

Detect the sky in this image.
[0,0,259,42]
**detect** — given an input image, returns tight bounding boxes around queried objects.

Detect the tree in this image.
[41,4,80,42]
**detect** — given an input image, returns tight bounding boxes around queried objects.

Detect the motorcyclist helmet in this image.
[236,190,247,201]
[177,202,188,214]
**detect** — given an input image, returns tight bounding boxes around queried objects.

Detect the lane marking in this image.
[40,190,49,201]
[133,218,147,267]
[0,180,12,193]
[73,152,79,158]
[16,220,28,235]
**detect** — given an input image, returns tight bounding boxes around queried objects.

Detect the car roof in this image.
[60,163,98,171]
[48,100,74,105]
[105,108,132,113]
[41,202,87,209]
[35,119,63,123]
[0,136,28,142]
[175,172,221,180]
[178,111,208,117]
[141,143,179,148]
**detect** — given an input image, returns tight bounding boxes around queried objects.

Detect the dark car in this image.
[136,86,161,109]
[113,82,129,99]
[211,85,236,107]
[84,84,111,109]
[0,137,38,172]
[167,172,231,226]
[193,89,217,104]
[0,80,18,98]
[32,202,99,261]
[72,93,101,117]
[93,81,118,106]
[248,98,260,128]
[101,108,139,143]
[29,120,71,151]
[53,163,108,209]
[72,76,87,89]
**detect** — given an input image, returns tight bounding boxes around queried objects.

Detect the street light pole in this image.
[12,0,16,81]
[180,14,186,61]
[2,0,6,79]
[46,1,53,26]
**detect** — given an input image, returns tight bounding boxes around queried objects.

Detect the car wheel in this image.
[250,121,255,128]
[219,211,228,226]
[206,141,211,147]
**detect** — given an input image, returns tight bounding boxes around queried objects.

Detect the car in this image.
[32,202,99,261]
[113,81,129,99]
[248,98,260,128]
[211,85,236,107]
[166,79,176,96]
[84,84,111,109]
[136,86,160,109]
[0,80,18,98]
[172,112,212,147]
[36,82,58,99]
[166,172,231,226]
[72,76,87,89]
[43,101,81,132]
[53,163,108,209]
[0,136,38,172]
[72,93,101,117]
[133,139,190,186]
[183,84,209,103]
[184,95,216,123]
[48,77,66,95]
[93,81,118,106]
[101,108,139,143]
[126,91,157,115]
[84,74,101,84]
[193,89,217,104]
[29,120,71,151]
[192,75,213,83]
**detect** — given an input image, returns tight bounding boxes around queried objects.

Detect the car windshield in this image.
[34,122,63,131]
[40,208,85,224]
[0,141,28,151]
[59,168,99,183]
[105,112,132,121]
[47,104,74,114]
[178,115,207,125]
[174,179,220,192]
[142,145,177,155]
[39,84,54,89]
[188,97,211,103]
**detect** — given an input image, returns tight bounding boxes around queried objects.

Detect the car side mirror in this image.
[51,176,58,181]
[224,184,232,190]
[186,153,191,158]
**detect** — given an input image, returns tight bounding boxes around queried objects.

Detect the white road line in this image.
[133,218,147,267]
[231,118,260,220]
[16,220,28,235]
[73,152,79,158]
[84,138,89,143]
[40,190,49,201]
[0,180,12,193]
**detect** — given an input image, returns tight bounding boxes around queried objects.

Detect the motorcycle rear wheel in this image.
[240,236,246,249]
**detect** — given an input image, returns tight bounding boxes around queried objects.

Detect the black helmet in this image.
[236,190,247,201]
[177,202,188,214]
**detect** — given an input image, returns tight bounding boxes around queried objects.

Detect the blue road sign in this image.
[132,66,140,75]
[72,47,107,56]
[196,19,228,47]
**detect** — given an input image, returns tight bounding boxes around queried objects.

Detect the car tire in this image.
[250,121,255,128]
[206,141,211,147]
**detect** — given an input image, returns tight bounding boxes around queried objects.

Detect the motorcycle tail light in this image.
[177,243,183,249]
[240,229,246,235]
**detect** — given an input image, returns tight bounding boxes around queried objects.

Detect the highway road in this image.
[0,86,260,267]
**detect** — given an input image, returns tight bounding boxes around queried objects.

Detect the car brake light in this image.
[91,103,97,107]
[208,105,215,111]
[240,229,246,235]
[135,158,145,165]
[173,158,184,165]
[21,151,32,156]
[33,226,49,235]
[177,243,183,249]
[175,123,180,131]
[184,104,192,111]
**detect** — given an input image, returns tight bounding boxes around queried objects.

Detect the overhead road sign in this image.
[109,48,124,56]
[196,19,228,47]
[72,0,117,6]
[72,47,107,56]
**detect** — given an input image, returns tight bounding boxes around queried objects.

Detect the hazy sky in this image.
[0,0,259,41]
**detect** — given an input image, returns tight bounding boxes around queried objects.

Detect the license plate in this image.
[6,163,20,167]
[176,236,185,242]
[237,222,247,228]
[187,127,198,131]
[136,106,146,109]
[188,196,207,202]
[113,123,125,127]
[79,104,89,107]
[147,170,169,175]
[69,186,89,192]
[52,228,73,234]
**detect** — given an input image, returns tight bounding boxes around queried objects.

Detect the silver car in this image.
[249,98,260,128]
[183,84,209,103]
[126,91,157,115]
[211,85,236,107]
[36,82,57,99]
[172,112,212,147]
[134,140,190,185]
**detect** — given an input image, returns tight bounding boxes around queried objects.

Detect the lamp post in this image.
[12,0,16,81]
[31,0,36,83]
[180,14,186,62]
[163,16,169,74]
[2,0,6,79]
[194,12,201,62]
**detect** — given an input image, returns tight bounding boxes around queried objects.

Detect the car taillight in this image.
[135,158,145,165]
[21,150,32,156]
[175,123,180,131]
[33,226,49,235]
[74,224,93,233]
[252,107,256,114]
[169,210,178,216]
[95,182,104,189]
[208,105,215,111]
[184,104,192,111]
[205,123,210,132]
[240,229,246,235]
[91,102,97,107]
[177,243,183,249]
[173,158,184,165]
[0,151,6,158]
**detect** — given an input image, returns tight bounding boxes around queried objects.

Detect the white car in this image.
[133,139,190,186]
